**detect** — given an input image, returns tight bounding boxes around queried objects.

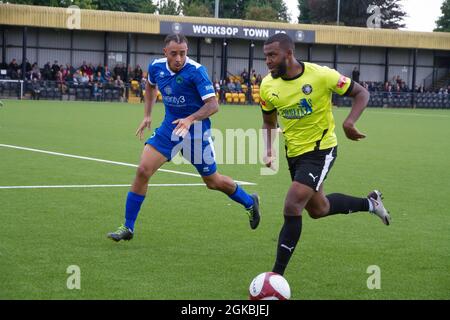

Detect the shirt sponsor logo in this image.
[280,98,313,119]
[337,75,348,89]
[163,95,186,105]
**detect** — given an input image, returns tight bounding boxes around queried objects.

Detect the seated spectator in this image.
[95,71,106,84]
[227,80,236,93]
[73,70,82,85]
[235,80,242,93]
[92,82,103,101]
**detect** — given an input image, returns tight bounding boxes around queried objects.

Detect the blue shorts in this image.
[146,125,217,177]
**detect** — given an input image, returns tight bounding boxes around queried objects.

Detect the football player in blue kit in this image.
[107,34,260,241]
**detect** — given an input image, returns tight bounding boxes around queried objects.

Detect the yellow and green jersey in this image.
[260,62,353,158]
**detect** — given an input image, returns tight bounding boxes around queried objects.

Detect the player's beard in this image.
[271,59,288,79]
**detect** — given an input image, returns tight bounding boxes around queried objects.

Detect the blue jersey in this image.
[147,57,216,137]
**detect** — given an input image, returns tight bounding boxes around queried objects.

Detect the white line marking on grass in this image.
[0,144,256,185]
[0,183,212,190]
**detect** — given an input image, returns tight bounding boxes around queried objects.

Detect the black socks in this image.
[326,193,370,215]
[272,215,302,276]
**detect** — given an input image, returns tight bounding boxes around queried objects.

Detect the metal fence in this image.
[334,91,450,109]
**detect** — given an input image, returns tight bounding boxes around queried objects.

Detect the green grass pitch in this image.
[0,100,449,299]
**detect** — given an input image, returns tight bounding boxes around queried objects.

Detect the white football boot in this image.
[368,190,391,226]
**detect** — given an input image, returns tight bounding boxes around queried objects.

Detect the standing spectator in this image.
[31,78,41,100]
[241,68,249,84]
[134,65,143,81]
[31,63,41,80]
[52,60,60,80]
[8,59,20,79]
[104,65,112,82]
[352,67,360,83]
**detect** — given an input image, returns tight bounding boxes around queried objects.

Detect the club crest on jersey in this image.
[176,75,184,84]
[159,71,165,78]
[164,86,172,95]
[302,84,313,95]
[337,75,348,89]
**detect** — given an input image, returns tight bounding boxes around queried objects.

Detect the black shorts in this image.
[287,147,337,191]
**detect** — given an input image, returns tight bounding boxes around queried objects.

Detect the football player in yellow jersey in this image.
[260,33,391,276]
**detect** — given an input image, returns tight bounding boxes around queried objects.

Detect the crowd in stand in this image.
[351,67,449,95]
[213,68,263,103]
[0,58,149,101]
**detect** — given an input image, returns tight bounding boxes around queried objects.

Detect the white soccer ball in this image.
[248,272,291,300]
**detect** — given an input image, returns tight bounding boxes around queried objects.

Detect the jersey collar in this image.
[166,56,190,76]
[281,61,305,81]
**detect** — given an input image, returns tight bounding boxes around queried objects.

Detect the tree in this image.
[297,0,406,29]
[244,0,290,22]
[435,0,450,32]
[245,6,279,22]
[181,0,213,17]
[298,0,312,24]
[157,0,181,15]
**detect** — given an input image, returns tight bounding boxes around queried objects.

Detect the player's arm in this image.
[343,81,370,141]
[172,97,218,138]
[262,109,278,168]
[136,81,158,140]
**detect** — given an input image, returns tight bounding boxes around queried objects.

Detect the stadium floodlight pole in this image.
[215,0,219,18]
[337,0,341,26]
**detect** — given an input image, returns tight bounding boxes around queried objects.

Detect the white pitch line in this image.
[0,144,256,185]
[0,183,209,190]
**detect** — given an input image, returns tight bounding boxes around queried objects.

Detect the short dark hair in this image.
[164,34,188,46]
[264,33,294,52]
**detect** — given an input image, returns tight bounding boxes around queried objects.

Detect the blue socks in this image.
[124,191,145,231]
[229,184,254,209]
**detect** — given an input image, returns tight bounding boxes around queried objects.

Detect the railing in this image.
[334,91,450,109]
[0,79,131,102]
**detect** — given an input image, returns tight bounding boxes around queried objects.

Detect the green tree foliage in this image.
[435,0,450,32]
[297,0,406,29]
[157,0,180,15]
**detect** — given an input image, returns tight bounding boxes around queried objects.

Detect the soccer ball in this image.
[248,272,291,300]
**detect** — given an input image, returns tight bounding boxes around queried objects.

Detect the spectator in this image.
[31,63,41,80]
[134,65,143,81]
[227,79,236,93]
[42,62,52,80]
[31,78,41,100]
[92,82,102,101]
[352,67,360,83]
[8,59,20,79]
[115,75,125,97]
[256,74,262,86]
[235,80,242,93]
[51,60,60,79]
[241,68,249,84]
[140,77,146,103]
[104,65,112,82]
